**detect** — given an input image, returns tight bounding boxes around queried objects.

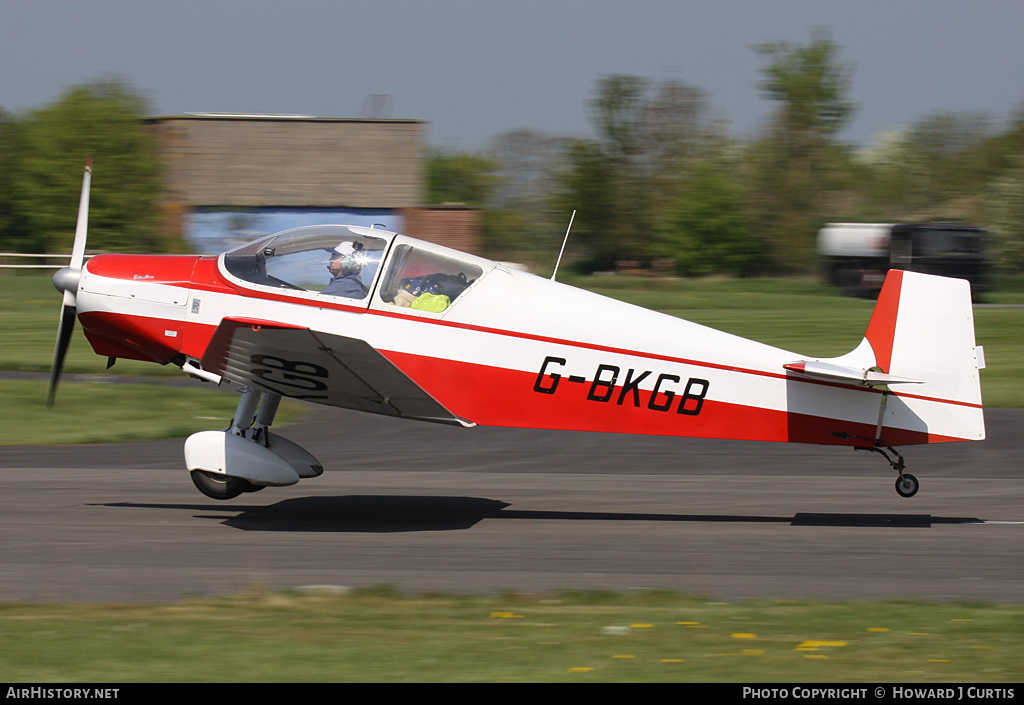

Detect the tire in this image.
[895,473,919,498]
[190,470,253,500]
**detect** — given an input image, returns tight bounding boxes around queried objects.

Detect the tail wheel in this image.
[854,443,919,498]
[895,473,919,498]
[190,470,255,500]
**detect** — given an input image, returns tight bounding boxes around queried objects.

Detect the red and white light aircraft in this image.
[49,163,985,499]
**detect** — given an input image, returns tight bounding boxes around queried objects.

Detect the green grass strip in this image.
[0,379,276,445]
[0,589,1020,682]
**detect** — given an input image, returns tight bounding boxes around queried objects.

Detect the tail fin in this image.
[864,269,984,442]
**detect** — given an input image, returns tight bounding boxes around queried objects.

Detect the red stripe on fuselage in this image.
[380,350,957,446]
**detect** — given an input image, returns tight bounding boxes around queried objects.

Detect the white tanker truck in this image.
[818,222,988,297]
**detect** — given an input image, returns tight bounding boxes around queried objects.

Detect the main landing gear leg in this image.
[190,386,266,500]
[185,385,324,500]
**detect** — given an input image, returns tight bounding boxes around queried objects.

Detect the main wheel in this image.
[190,470,253,500]
[895,473,919,498]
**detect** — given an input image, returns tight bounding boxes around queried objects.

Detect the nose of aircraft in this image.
[52,265,79,297]
[74,253,199,365]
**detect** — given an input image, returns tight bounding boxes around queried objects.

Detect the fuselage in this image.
[74,225,983,448]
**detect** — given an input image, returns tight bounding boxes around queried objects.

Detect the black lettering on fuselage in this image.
[533,356,565,394]
[617,368,651,406]
[587,364,619,402]
[648,373,680,411]
[678,378,710,415]
[532,357,710,418]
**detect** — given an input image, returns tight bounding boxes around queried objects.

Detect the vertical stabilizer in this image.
[863,270,985,441]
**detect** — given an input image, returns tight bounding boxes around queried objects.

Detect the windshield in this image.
[222,225,391,299]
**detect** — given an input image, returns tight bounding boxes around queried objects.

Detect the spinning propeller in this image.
[47,158,91,408]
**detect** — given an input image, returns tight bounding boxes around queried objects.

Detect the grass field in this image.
[0,378,248,445]
[1,589,1021,682]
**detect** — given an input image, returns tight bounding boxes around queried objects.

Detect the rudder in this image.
[864,270,985,442]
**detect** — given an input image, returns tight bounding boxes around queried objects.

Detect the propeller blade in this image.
[46,158,92,408]
[69,156,91,273]
[47,303,77,408]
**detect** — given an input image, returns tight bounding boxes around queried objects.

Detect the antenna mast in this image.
[550,210,576,282]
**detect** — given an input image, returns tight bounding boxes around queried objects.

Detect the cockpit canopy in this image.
[223,224,389,298]
[221,224,490,313]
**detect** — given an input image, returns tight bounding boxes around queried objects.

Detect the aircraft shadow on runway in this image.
[99,496,985,533]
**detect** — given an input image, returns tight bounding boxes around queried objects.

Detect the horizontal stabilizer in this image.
[783,360,923,387]
[787,269,983,445]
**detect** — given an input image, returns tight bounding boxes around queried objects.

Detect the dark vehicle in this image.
[818,222,987,297]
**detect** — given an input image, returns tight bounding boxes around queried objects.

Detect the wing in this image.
[200,317,474,427]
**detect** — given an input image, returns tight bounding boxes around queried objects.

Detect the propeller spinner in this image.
[47,158,92,408]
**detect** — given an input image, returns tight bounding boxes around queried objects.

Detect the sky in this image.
[3,1,1024,151]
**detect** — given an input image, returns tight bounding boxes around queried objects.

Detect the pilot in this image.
[322,241,369,299]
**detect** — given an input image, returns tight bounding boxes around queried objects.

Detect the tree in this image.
[855,113,996,221]
[985,155,1024,273]
[8,79,162,253]
[554,138,621,269]
[654,160,761,276]
[0,109,28,249]
[425,148,499,206]
[754,28,854,140]
[750,28,855,270]
[557,75,720,270]
[488,129,567,209]
[486,129,569,264]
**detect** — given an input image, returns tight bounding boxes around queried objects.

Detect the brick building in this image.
[146,114,480,254]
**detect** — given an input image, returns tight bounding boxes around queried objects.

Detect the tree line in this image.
[433,30,1024,276]
[3,31,1024,276]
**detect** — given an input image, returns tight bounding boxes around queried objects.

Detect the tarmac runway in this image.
[1,404,1022,604]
